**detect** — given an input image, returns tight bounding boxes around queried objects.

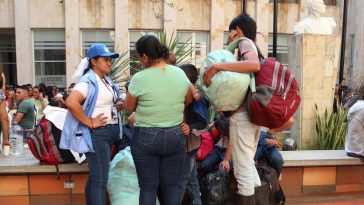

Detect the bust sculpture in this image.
[293,0,336,35]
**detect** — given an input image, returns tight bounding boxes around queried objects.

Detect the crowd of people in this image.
[0,13,287,205]
[1,11,362,205]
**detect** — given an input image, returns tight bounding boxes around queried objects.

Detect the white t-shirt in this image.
[73,75,118,124]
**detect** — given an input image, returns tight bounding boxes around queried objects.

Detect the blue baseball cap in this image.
[86,43,119,59]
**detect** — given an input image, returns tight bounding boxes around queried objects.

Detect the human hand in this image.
[127,112,135,126]
[203,65,218,87]
[115,101,124,112]
[90,113,107,129]
[219,160,230,172]
[181,123,190,136]
[265,138,282,148]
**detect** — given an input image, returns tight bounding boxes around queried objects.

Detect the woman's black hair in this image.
[229,13,265,60]
[83,56,101,76]
[45,86,55,99]
[179,64,198,84]
[135,35,169,60]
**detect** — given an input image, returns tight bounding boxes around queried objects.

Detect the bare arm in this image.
[1,73,6,93]
[185,86,193,106]
[0,101,9,145]
[125,93,138,112]
[268,117,295,135]
[203,50,260,87]
[219,141,232,172]
[13,112,25,124]
[66,91,107,129]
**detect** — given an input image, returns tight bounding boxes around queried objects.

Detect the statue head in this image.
[308,0,326,17]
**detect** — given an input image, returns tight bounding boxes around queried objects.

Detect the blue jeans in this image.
[200,147,226,174]
[85,124,120,205]
[178,150,201,205]
[266,149,284,176]
[131,125,187,205]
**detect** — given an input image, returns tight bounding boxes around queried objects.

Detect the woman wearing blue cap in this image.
[125,35,193,205]
[60,44,123,205]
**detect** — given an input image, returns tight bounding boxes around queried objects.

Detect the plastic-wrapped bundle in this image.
[199,50,250,111]
[107,146,160,205]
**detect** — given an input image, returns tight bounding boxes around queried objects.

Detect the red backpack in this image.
[226,37,301,129]
[196,130,215,162]
[28,118,75,165]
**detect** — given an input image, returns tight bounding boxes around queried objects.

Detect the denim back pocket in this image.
[138,127,159,146]
[173,129,186,146]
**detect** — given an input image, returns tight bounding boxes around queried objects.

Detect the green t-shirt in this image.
[32,98,49,118]
[129,65,190,127]
[17,99,35,129]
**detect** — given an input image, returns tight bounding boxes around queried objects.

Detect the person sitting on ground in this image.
[254,130,284,177]
[200,114,232,174]
[345,92,364,159]
[31,86,48,121]
[13,85,35,131]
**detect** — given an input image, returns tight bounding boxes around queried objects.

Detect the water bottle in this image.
[10,122,24,155]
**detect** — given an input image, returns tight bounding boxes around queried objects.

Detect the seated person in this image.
[13,85,35,131]
[345,94,364,159]
[200,114,232,174]
[31,86,48,121]
[254,130,284,177]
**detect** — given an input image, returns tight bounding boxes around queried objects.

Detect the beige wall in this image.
[30,0,64,28]
[177,0,211,31]
[79,0,114,28]
[0,0,14,27]
[128,0,163,29]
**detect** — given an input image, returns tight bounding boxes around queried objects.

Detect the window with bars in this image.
[129,30,160,75]
[268,34,291,65]
[34,30,66,88]
[176,31,210,68]
[0,29,17,86]
[82,30,115,57]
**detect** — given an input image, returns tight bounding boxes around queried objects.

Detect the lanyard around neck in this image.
[101,77,117,103]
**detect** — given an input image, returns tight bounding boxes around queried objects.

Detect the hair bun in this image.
[158,45,170,58]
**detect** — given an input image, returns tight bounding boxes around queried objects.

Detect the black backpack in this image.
[256,160,286,205]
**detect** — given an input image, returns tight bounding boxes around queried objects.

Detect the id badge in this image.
[111,105,118,120]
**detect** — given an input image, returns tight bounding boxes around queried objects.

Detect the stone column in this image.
[289,34,341,149]
[163,0,177,44]
[115,0,129,53]
[115,0,130,79]
[255,0,269,57]
[65,0,80,85]
[14,0,34,85]
[210,0,224,51]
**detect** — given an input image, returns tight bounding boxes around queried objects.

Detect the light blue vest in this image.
[59,70,122,153]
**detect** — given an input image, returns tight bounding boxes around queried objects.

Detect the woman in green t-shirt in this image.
[125,35,193,205]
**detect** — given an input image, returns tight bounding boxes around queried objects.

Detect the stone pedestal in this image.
[288,34,340,149]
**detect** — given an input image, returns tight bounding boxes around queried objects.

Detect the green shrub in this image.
[315,103,348,150]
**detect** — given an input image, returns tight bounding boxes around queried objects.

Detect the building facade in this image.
[0,0,346,88]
